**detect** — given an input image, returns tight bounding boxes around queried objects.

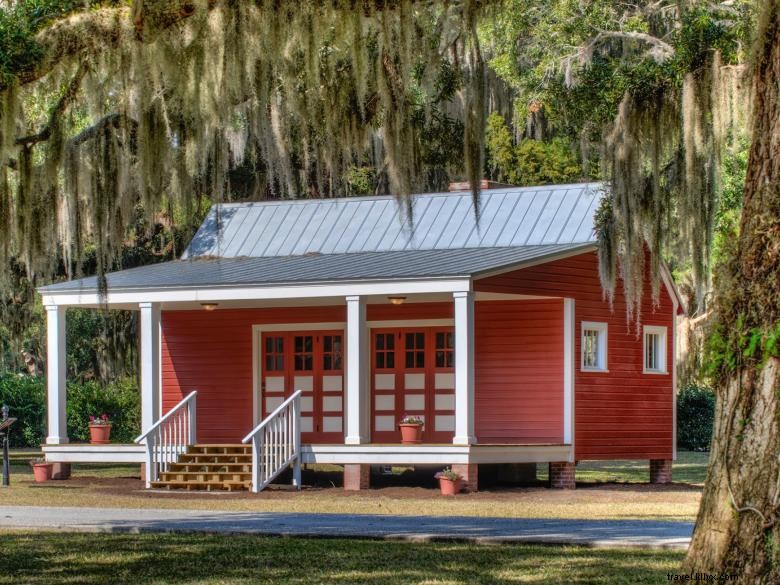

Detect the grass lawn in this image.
[0,530,683,584]
[549,451,710,484]
[0,451,707,522]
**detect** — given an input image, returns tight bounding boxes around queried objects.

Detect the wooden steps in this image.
[151,444,253,491]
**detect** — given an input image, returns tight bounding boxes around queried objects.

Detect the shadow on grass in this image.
[0,531,683,585]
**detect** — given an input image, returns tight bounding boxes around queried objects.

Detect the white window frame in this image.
[643,325,668,374]
[580,321,608,372]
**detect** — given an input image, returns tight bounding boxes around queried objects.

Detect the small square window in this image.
[581,322,608,372]
[643,326,667,374]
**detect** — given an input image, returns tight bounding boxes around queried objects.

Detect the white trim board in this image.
[301,443,572,465]
[43,444,146,463]
[40,279,473,308]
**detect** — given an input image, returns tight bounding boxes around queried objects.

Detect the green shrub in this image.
[677,385,716,451]
[66,378,140,444]
[0,374,46,447]
[0,373,140,447]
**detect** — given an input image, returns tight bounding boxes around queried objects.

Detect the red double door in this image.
[371,327,456,443]
[261,331,344,443]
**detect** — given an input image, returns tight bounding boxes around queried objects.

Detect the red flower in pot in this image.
[398,415,424,444]
[88,414,112,444]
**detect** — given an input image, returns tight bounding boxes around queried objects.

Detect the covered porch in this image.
[38,247,583,491]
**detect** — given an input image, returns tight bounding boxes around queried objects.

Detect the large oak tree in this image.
[0,1,777,579]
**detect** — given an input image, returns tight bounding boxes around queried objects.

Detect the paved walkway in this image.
[0,505,692,549]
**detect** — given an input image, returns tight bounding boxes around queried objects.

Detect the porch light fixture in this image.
[388,296,406,305]
[200,303,219,311]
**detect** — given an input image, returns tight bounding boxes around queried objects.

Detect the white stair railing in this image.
[242,389,302,493]
[135,391,197,488]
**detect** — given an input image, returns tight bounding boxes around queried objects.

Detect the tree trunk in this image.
[682,1,780,582]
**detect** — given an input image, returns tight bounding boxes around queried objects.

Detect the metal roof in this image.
[183,182,604,259]
[40,244,594,293]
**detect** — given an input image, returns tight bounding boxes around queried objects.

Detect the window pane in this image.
[265,338,273,352]
[405,333,415,350]
[436,332,444,349]
[405,352,414,368]
[415,351,424,368]
[275,356,284,370]
[324,355,332,370]
[324,336,332,352]
[387,353,395,368]
[265,356,274,370]
[646,333,660,370]
[376,335,385,350]
[583,330,599,368]
[295,336,303,353]
[446,352,453,368]
[416,333,424,347]
[435,350,445,367]
[386,334,394,350]
[377,353,385,369]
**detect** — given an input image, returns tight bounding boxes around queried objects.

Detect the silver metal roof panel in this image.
[182,182,605,259]
[40,243,595,294]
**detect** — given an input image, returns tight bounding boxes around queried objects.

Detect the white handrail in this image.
[242,389,302,493]
[135,390,197,487]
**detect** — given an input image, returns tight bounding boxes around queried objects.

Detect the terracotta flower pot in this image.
[438,477,461,496]
[89,423,112,444]
[31,463,53,483]
[399,423,423,444]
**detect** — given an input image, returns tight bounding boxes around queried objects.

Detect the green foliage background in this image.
[676,385,715,451]
[0,374,139,447]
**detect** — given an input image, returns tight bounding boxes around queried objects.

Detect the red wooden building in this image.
[39,182,682,491]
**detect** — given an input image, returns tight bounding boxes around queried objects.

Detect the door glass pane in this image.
[265,336,284,371]
[405,332,425,369]
[323,335,343,371]
[435,330,454,368]
[294,335,313,371]
[375,333,394,370]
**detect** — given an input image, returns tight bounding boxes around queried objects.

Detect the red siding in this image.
[366,302,452,321]
[475,251,675,460]
[161,306,344,443]
[162,303,453,443]
[475,299,564,443]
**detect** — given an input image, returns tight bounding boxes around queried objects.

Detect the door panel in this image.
[261,330,344,443]
[370,327,455,443]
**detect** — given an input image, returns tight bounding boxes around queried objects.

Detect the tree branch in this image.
[68,113,138,148]
[590,30,675,62]
[15,62,89,147]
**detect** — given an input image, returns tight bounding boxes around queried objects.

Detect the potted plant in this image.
[398,415,424,444]
[435,467,462,495]
[88,414,112,444]
[29,458,53,483]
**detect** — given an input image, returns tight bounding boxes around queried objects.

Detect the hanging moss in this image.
[597,51,749,321]
[0,0,490,288]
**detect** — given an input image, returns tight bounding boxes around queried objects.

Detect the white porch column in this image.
[453,291,476,445]
[563,298,575,458]
[45,305,68,444]
[345,295,369,445]
[139,302,161,437]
